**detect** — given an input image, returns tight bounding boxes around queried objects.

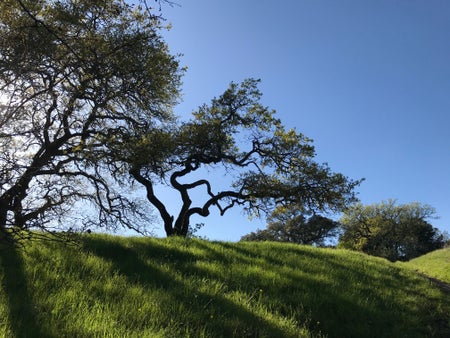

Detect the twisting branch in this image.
[0,0,182,242]
[126,79,361,236]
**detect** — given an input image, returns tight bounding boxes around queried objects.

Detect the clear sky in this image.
[146,0,450,241]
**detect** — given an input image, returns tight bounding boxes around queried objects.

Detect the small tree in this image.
[338,200,447,261]
[124,79,362,236]
[0,0,181,241]
[241,205,339,246]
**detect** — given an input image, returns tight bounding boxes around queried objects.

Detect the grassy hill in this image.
[0,234,449,337]
[404,247,450,284]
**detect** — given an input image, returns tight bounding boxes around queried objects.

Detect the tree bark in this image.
[0,202,8,232]
[130,166,176,236]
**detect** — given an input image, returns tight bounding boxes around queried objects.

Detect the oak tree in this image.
[241,205,339,246]
[125,79,362,236]
[0,0,181,241]
[338,200,447,261]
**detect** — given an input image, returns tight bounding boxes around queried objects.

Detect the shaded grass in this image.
[0,234,449,337]
[0,244,46,337]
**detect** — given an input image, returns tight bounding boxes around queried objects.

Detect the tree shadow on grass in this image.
[83,237,291,337]
[194,241,450,338]
[80,237,450,337]
[0,244,47,338]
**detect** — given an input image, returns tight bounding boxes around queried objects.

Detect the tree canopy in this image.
[123,79,362,236]
[0,0,361,241]
[240,205,340,246]
[338,200,447,261]
[0,0,181,241]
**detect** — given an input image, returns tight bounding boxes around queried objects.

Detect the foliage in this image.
[0,234,449,337]
[124,79,362,236]
[338,200,447,261]
[241,205,339,246]
[0,0,181,240]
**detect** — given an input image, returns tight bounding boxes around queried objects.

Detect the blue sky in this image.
[148,0,450,241]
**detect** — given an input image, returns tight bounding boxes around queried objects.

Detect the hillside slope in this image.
[0,235,449,337]
[405,247,450,284]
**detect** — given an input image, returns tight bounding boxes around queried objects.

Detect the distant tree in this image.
[121,79,362,236]
[241,205,339,246]
[0,0,181,241]
[338,200,447,261]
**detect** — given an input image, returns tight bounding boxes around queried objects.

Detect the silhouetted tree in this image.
[123,79,362,236]
[0,0,181,241]
[241,205,339,246]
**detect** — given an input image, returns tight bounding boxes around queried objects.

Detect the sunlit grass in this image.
[404,247,450,284]
[0,234,449,337]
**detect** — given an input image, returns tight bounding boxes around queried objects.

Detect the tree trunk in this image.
[163,215,175,236]
[0,201,7,225]
[166,214,190,237]
[0,201,10,242]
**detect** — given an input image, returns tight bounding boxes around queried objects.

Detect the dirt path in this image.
[418,272,450,294]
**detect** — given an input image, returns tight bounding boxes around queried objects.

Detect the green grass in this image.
[404,247,450,284]
[0,234,449,337]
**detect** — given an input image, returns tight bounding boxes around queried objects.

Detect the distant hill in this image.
[0,234,449,337]
[404,247,450,284]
